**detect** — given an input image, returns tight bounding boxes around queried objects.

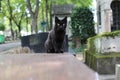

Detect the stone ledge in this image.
[0,54,96,80]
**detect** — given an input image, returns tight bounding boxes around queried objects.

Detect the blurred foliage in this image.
[73,44,86,53]
[71,7,96,43]
[0,0,93,28]
[0,0,93,36]
[69,41,86,53]
[52,0,92,7]
[0,23,5,31]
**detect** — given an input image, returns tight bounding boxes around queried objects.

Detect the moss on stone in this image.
[84,50,120,74]
[86,30,120,54]
[99,30,120,38]
[87,36,97,54]
[85,30,120,74]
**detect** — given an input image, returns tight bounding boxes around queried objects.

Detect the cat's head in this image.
[54,16,67,32]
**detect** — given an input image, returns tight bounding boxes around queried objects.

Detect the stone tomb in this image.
[85,31,120,74]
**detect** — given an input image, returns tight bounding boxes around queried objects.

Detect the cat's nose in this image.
[60,26,62,29]
[59,27,63,30]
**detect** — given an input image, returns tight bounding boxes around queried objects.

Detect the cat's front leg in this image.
[60,49,64,53]
[55,49,59,53]
[47,49,55,53]
[54,49,61,53]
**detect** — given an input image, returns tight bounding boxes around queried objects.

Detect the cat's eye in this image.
[63,24,65,26]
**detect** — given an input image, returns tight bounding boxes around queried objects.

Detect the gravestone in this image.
[51,4,74,37]
[21,32,68,53]
[51,4,74,15]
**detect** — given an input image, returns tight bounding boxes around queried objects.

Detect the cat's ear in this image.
[55,16,59,23]
[63,16,67,22]
[64,16,67,20]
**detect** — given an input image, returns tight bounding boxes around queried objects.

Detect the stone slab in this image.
[0,54,96,80]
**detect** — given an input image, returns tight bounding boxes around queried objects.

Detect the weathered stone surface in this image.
[0,54,96,80]
[116,64,120,80]
[51,4,74,15]
[97,57,116,74]
[95,36,120,54]
[85,51,120,74]
[85,31,120,74]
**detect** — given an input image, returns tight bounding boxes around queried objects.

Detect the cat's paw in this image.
[55,49,64,53]
[55,51,59,53]
[60,50,63,53]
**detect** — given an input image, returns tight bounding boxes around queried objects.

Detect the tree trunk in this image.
[25,12,29,33]
[31,16,38,33]
[50,0,52,30]
[46,0,49,31]
[8,0,14,40]
[73,37,81,48]
[12,12,24,38]
[9,18,14,40]
[41,6,45,32]
[27,0,40,34]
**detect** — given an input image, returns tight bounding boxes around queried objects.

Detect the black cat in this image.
[45,16,67,53]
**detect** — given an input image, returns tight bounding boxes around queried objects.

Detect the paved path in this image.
[0,41,21,52]
[99,74,115,80]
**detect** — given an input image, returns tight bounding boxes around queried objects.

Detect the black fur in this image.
[45,16,67,53]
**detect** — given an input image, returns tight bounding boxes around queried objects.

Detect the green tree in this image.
[0,23,5,31]
[3,0,14,39]
[27,0,40,33]
[12,0,26,37]
[40,0,49,31]
[1,0,27,38]
[0,0,93,35]
[52,0,92,7]
[71,7,96,47]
